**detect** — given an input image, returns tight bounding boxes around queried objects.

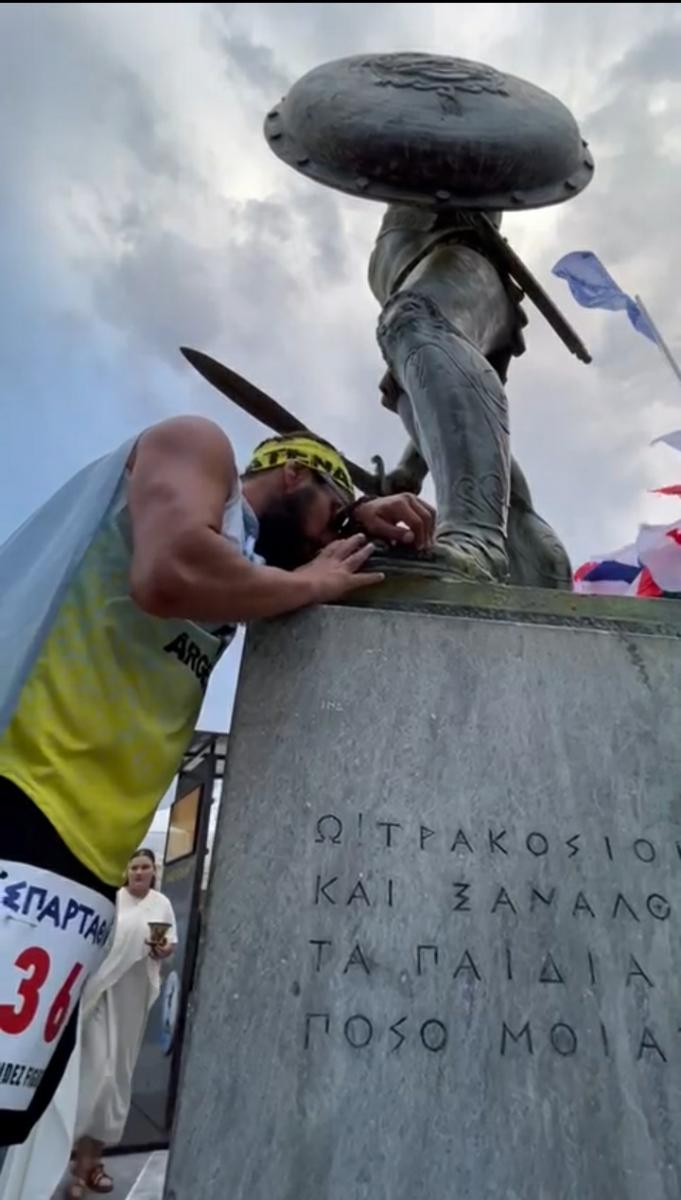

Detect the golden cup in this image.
[148,921,171,946]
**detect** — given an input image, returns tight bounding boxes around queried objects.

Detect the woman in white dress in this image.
[65,849,177,1198]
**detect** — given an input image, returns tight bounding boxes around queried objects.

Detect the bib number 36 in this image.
[0,947,83,1044]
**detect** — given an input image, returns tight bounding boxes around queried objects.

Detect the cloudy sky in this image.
[3,1,681,731]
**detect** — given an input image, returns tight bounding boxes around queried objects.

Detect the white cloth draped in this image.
[76,886,177,1145]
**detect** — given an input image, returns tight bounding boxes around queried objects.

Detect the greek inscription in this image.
[420,1019,448,1052]
[305,807,679,1070]
[451,829,473,854]
[377,820,402,848]
[343,943,371,975]
[626,954,654,988]
[452,949,481,982]
[612,893,639,922]
[550,1022,577,1056]
[309,940,331,973]
[646,893,670,920]
[500,1020,533,1056]
[538,953,564,985]
[526,832,548,857]
[488,828,508,855]
[530,887,555,911]
[637,1027,666,1062]
[572,891,596,918]
[390,1017,407,1052]
[304,1013,330,1049]
[491,886,517,915]
[315,815,343,845]
[347,880,371,906]
[420,825,435,850]
[417,944,439,976]
[344,1014,373,1049]
[314,875,337,906]
[633,838,656,863]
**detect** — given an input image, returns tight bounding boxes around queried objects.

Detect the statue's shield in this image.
[265,53,594,211]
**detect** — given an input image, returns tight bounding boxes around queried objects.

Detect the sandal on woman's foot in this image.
[87,1163,114,1194]
[64,1180,86,1200]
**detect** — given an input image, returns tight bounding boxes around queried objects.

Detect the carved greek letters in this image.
[550,1023,577,1056]
[500,1021,533,1056]
[315,815,343,845]
[343,944,371,975]
[417,945,439,976]
[488,828,508,855]
[420,1020,447,1052]
[452,882,471,912]
[538,953,564,985]
[637,1027,666,1062]
[314,875,337,905]
[526,832,548,857]
[390,1017,407,1052]
[377,820,402,848]
[452,949,481,982]
[531,887,555,911]
[572,892,595,918]
[451,829,473,854]
[491,886,516,914]
[305,808,679,1067]
[646,893,670,920]
[344,1015,373,1048]
[304,1013,330,1049]
[309,939,331,971]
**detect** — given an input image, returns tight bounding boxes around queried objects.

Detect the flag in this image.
[634,567,664,598]
[650,485,681,497]
[651,430,681,453]
[635,521,681,593]
[552,251,656,342]
[573,543,641,596]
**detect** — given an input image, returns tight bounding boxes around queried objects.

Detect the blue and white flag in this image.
[652,430,681,453]
[552,251,656,342]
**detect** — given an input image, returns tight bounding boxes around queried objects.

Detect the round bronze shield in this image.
[265,53,594,210]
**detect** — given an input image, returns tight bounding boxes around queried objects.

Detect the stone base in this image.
[166,584,681,1200]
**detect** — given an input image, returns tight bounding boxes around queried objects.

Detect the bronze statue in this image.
[263,52,594,588]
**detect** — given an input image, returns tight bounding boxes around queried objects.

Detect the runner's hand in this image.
[354,494,435,550]
[294,535,384,603]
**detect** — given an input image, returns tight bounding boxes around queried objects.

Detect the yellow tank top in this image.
[0,479,245,886]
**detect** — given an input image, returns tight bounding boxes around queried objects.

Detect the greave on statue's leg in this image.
[378,291,510,582]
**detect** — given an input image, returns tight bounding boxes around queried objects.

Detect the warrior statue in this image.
[186,53,594,589]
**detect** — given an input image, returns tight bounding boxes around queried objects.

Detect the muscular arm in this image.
[127,417,317,623]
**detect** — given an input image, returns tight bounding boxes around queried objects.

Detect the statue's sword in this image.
[180,347,383,495]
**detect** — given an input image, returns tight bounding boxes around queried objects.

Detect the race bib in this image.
[0,860,115,1112]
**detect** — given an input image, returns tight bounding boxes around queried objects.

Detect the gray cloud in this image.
[2,1,681,564]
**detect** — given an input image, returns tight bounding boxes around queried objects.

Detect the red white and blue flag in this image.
[574,519,681,598]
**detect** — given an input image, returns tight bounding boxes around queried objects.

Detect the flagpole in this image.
[635,294,681,388]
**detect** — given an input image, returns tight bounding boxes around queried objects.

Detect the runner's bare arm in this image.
[128,417,381,622]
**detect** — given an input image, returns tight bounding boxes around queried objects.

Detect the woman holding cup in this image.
[66,849,177,1197]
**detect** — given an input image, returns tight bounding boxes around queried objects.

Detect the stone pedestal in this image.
[165,583,681,1200]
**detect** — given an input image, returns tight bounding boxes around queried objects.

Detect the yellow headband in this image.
[246,435,354,500]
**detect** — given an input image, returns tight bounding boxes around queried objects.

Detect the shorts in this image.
[0,777,116,1146]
